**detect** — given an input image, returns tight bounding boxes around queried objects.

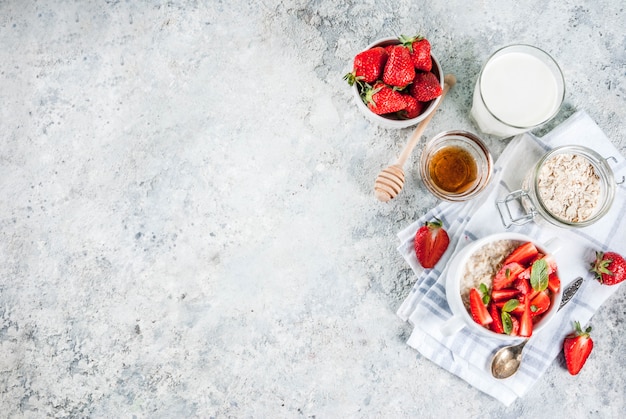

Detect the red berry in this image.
[563,321,593,375]
[469,288,493,326]
[382,45,415,88]
[399,34,432,72]
[363,82,406,115]
[409,71,442,102]
[591,251,626,285]
[413,218,450,269]
[344,47,388,86]
[398,94,424,119]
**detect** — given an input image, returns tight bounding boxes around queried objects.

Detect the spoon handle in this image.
[558,277,583,311]
[396,74,456,167]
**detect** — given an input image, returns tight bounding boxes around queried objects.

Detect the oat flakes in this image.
[536,153,600,222]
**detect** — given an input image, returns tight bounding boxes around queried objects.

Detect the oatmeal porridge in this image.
[460,239,519,309]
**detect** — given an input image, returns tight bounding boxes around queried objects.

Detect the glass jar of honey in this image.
[420,130,493,202]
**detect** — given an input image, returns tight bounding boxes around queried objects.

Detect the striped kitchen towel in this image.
[396,110,626,406]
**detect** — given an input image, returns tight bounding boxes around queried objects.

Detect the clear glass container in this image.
[420,130,493,202]
[497,145,616,228]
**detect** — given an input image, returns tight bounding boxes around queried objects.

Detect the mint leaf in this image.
[502,299,519,313]
[530,258,549,291]
[479,283,490,304]
[502,312,513,335]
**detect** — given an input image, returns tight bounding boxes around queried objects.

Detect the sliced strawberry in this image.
[510,301,526,316]
[503,242,539,266]
[413,218,450,269]
[526,286,540,303]
[529,290,551,317]
[519,302,533,337]
[510,315,520,336]
[513,276,532,296]
[490,288,520,302]
[544,254,558,275]
[469,288,493,326]
[548,272,561,293]
[493,262,525,290]
[563,321,593,375]
[488,303,504,334]
[518,265,531,281]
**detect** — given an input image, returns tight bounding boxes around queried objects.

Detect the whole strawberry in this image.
[383,45,415,88]
[344,47,388,86]
[409,71,443,102]
[363,82,406,115]
[399,34,432,72]
[563,321,593,375]
[591,251,626,285]
[413,218,450,269]
[398,94,424,119]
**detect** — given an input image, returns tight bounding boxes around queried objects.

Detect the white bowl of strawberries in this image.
[441,233,563,342]
[345,35,444,129]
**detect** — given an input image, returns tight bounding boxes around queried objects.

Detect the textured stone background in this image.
[1,0,624,417]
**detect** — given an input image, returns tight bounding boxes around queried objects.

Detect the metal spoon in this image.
[490,277,583,379]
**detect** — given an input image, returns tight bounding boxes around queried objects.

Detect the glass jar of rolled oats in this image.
[497,145,616,228]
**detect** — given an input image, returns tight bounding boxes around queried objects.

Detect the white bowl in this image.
[351,37,444,129]
[441,232,563,342]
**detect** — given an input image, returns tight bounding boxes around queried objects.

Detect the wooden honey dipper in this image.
[374,74,457,202]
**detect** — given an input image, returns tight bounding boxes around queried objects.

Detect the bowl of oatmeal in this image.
[441,232,563,341]
[497,145,616,228]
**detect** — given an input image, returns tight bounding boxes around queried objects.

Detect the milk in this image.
[470,48,564,138]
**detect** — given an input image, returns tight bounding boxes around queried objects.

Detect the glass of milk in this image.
[470,45,565,138]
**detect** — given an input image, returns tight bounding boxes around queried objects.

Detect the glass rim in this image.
[477,44,566,130]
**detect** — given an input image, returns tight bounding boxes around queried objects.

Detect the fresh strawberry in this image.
[544,254,558,275]
[398,94,424,119]
[529,290,550,317]
[509,315,520,336]
[363,82,406,115]
[399,34,432,72]
[503,242,539,265]
[492,262,525,290]
[413,218,450,269]
[513,276,532,296]
[591,251,626,286]
[563,321,593,375]
[344,47,388,86]
[469,288,493,326]
[510,300,526,316]
[383,45,415,88]
[519,302,533,337]
[488,303,504,334]
[409,71,442,102]
[491,288,519,302]
[548,272,561,293]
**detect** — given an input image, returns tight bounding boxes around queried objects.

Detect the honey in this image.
[428,146,478,193]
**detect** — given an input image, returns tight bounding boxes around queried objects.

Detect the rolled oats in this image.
[536,153,601,222]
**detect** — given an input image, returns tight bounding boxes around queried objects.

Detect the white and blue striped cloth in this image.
[397,110,626,405]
